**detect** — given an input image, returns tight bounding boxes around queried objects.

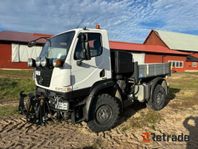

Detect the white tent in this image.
[11,44,42,62]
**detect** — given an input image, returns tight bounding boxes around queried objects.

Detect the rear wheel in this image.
[87,94,120,132]
[147,84,166,111]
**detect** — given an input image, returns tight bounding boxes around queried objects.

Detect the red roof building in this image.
[144,30,198,72]
[110,41,189,72]
[0,30,197,72]
[0,31,51,69]
[0,31,51,43]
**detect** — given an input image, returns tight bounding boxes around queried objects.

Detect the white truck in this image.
[19,26,171,132]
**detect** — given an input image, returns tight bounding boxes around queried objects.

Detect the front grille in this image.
[36,67,53,87]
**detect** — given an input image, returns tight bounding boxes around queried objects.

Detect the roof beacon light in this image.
[96,24,101,29]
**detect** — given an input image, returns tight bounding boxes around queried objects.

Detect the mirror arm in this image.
[28,37,50,47]
[77,59,83,66]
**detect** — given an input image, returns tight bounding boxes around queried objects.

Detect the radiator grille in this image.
[36,67,53,87]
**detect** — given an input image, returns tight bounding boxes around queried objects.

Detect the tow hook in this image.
[18,91,50,125]
[18,91,71,125]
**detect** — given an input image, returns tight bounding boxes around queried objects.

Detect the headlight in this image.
[27,58,35,67]
[53,59,63,67]
[36,57,41,67]
[41,58,47,67]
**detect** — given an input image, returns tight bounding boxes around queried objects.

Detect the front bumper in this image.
[36,87,70,111]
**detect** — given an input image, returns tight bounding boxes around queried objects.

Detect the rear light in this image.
[53,59,63,67]
[27,58,36,67]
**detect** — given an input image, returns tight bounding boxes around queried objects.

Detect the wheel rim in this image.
[156,92,164,106]
[96,105,112,124]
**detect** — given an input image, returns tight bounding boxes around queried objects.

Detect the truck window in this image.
[40,31,75,60]
[74,33,102,60]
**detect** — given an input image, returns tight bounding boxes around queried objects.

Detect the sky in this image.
[0,0,198,43]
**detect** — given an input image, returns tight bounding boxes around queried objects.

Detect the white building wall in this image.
[132,52,145,64]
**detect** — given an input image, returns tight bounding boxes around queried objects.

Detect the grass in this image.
[0,70,198,120]
[0,69,33,78]
[120,72,198,131]
[0,70,34,102]
[0,70,34,116]
[168,72,198,108]
[168,72,198,90]
[121,109,162,132]
[0,105,18,117]
[184,71,198,75]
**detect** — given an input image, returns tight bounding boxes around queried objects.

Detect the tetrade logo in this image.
[141,132,190,143]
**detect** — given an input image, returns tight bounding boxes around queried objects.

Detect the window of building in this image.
[172,62,175,67]
[179,62,183,67]
[192,62,197,67]
[168,60,184,68]
[176,62,179,68]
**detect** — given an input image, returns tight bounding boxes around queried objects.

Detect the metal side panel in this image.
[138,63,170,78]
[138,65,147,78]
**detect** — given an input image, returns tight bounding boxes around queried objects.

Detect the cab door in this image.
[71,32,111,92]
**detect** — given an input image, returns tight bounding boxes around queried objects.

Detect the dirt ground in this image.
[0,106,198,149]
[0,74,198,149]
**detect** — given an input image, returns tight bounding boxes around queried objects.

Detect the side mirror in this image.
[79,33,91,60]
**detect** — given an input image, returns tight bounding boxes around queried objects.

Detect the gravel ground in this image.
[0,102,197,149]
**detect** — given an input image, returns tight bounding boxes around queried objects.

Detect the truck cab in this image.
[34,28,112,93]
[22,27,170,132]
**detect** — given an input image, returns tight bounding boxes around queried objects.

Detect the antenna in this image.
[76,18,86,28]
[76,15,101,29]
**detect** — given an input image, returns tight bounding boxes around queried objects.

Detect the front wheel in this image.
[87,94,121,132]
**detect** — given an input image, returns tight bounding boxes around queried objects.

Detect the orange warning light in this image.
[96,24,101,29]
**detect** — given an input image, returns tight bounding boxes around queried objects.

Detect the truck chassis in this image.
[18,27,171,132]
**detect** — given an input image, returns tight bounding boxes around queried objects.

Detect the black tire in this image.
[147,84,166,111]
[87,94,121,132]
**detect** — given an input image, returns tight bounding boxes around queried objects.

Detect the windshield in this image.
[40,31,75,60]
